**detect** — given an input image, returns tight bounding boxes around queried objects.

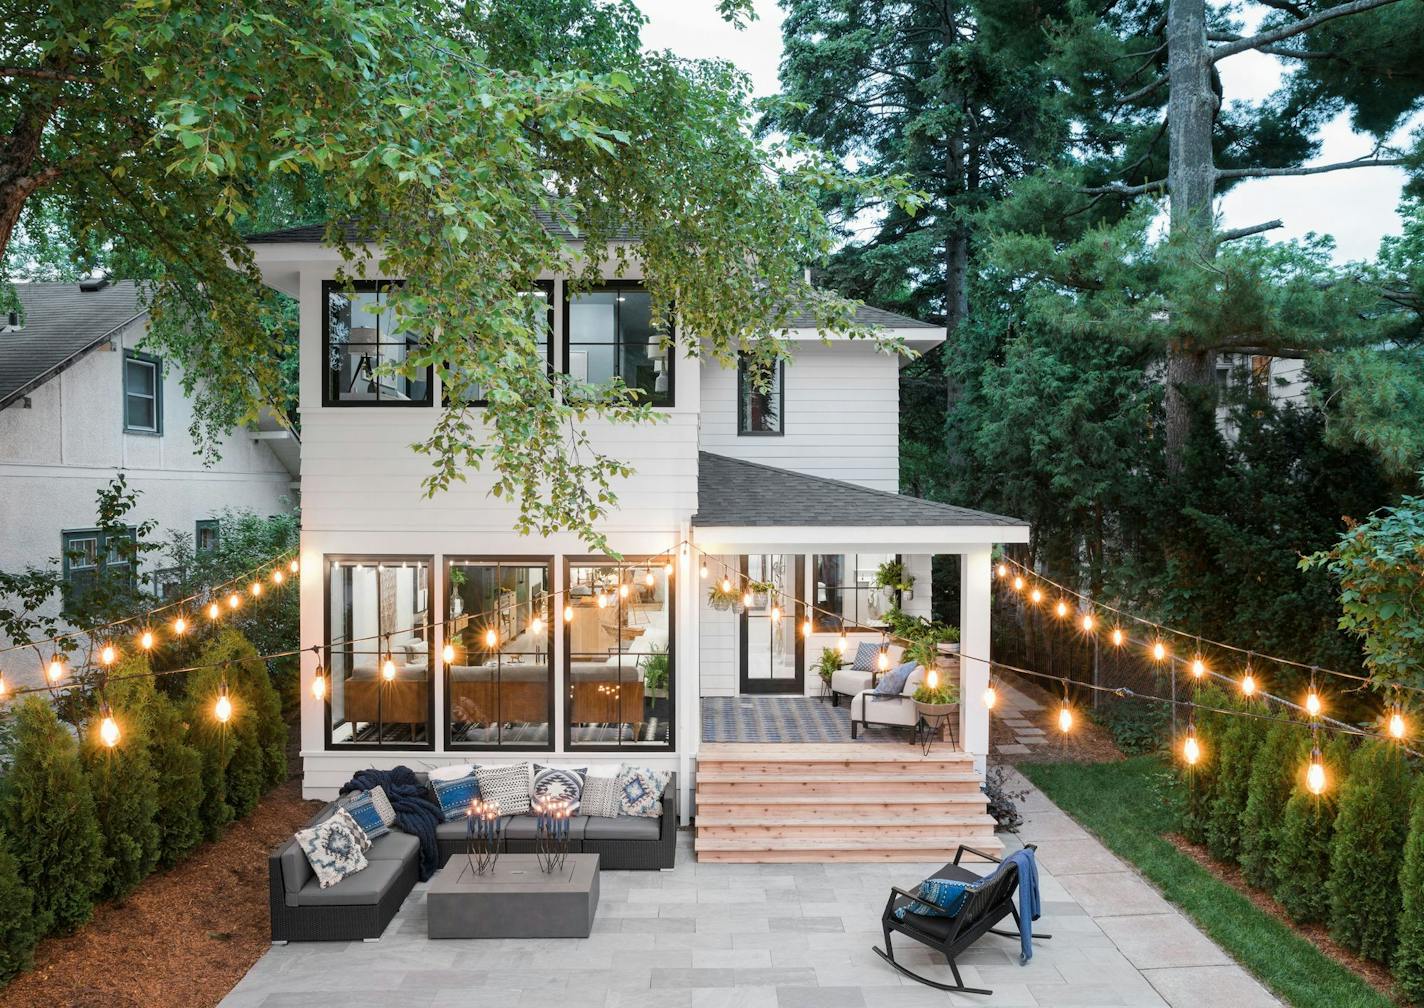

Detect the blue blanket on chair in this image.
[340,767,442,881]
[1003,847,1041,963]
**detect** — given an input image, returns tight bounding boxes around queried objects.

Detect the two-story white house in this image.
[246,222,1029,859]
[0,280,297,688]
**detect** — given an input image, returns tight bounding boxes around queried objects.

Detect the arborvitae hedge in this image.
[0,836,38,985]
[83,659,161,900]
[1238,721,1306,890]
[1392,778,1424,1003]
[1206,705,1264,863]
[0,697,105,935]
[1271,734,1349,925]
[1181,689,1229,846]
[1328,739,1412,962]
[137,678,206,867]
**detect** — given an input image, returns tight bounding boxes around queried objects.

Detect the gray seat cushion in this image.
[584,815,660,841]
[435,819,471,843]
[294,858,406,907]
[503,815,590,841]
[365,829,419,862]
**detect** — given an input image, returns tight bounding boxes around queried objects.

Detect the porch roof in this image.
[692,452,1027,532]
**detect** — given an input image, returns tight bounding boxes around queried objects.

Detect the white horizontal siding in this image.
[698,554,739,697]
[698,342,901,491]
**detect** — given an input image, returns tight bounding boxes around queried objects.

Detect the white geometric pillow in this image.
[475,761,532,815]
[617,766,671,818]
[533,765,587,812]
[295,816,368,888]
[581,765,624,819]
[428,763,478,782]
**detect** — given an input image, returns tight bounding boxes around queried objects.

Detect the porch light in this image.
[645,572,655,587]
[530,616,544,635]
[1306,747,1326,795]
[597,593,608,609]
[563,605,574,623]
[173,616,187,635]
[47,656,65,685]
[996,563,1008,579]
[290,559,300,573]
[442,643,455,664]
[98,703,120,747]
[208,602,220,620]
[619,584,629,600]
[312,657,328,700]
[214,682,232,724]
[802,618,812,637]
[837,629,848,654]
[100,645,116,665]
[140,629,154,650]
[877,641,890,672]
[1110,627,1124,647]
[382,656,397,682]
[983,685,997,710]
[700,561,708,579]
[664,561,673,576]
[926,668,939,691]
[721,577,732,593]
[742,590,753,608]
[770,606,781,624]
[1183,726,1200,766]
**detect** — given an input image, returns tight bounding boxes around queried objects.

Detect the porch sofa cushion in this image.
[364,829,420,863]
[435,819,472,844]
[295,858,407,907]
[431,771,481,822]
[584,815,661,841]
[503,815,590,841]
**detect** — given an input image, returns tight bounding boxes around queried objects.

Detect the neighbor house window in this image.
[811,553,897,631]
[322,280,432,406]
[195,519,219,553]
[325,556,433,749]
[123,351,162,434]
[444,283,554,406]
[444,559,553,750]
[564,283,673,406]
[61,528,138,604]
[564,560,674,750]
[737,355,783,435]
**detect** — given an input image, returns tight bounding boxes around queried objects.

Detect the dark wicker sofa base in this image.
[268,850,417,942]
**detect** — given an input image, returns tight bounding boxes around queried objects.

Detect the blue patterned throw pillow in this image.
[295,817,368,888]
[617,766,671,818]
[431,771,482,822]
[894,877,977,919]
[342,788,391,840]
[850,641,880,672]
[533,765,587,811]
[871,660,917,698]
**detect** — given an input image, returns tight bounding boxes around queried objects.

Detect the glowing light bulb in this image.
[208,602,220,620]
[770,606,781,624]
[983,685,998,710]
[619,584,629,600]
[926,668,939,690]
[228,593,241,609]
[1055,600,1068,619]
[1307,750,1327,795]
[272,569,284,584]
[484,628,497,648]
[530,617,544,635]
[99,708,120,748]
[101,645,116,665]
[563,604,574,623]
[1029,588,1043,605]
[700,562,708,579]
[1152,641,1166,662]
[1081,613,1095,633]
[214,685,232,724]
[0,675,6,698]
[1012,576,1025,592]
[1305,691,1322,717]
[877,648,890,672]
[290,559,300,573]
[837,631,848,654]
[996,563,1008,579]
[251,582,262,597]
[1191,657,1205,679]
[645,572,655,587]
[721,577,732,593]
[743,590,753,607]
[1240,674,1256,697]
[1183,731,1201,766]
[1058,705,1074,733]
[597,593,608,609]
[1389,711,1407,740]
[173,617,187,635]
[382,656,396,681]
[664,561,673,576]
[140,630,154,650]
[1111,628,1124,647]
[47,657,64,684]
[442,643,455,664]
[312,671,327,701]
[802,618,812,637]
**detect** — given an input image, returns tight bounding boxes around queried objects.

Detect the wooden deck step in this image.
[696,813,999,830]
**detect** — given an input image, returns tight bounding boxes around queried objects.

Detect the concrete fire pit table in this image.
[426,853,600,939]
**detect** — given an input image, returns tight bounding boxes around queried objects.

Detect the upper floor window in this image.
[123,351,162,434]
[564,283,673,407]
[195,519,220,553]
[323,280,432,407]
[737,355,784,435]
[444,283,554,406]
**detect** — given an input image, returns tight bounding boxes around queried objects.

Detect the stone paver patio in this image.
[222,769,1279,1008]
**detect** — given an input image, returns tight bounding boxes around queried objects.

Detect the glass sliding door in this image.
[739,554,805,694]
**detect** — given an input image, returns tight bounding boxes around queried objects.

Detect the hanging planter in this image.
[746,579,775,609]
[707,583,742,611]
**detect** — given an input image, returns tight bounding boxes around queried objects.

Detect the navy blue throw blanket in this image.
[340,767,441,881]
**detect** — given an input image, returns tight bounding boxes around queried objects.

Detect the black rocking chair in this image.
[872,844,1051,996]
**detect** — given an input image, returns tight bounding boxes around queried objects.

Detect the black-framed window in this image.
[564,282,674,407]
[123,350,162,434]
[811,553,898,631]
[444,558,554,750]
[443,282,554,407]
[324,556,433,750]
[737,354,784,435]
[564,559,674,750]
[322,280,432,406]
[61,527,137,591]
[195,519,219,553]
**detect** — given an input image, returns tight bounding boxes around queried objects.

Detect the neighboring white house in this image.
[0,280,297,688]
[244,223,1029,809]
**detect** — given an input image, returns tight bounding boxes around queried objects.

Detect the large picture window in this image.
[323,280,432,406]
[444,559,553,750]
[564,283,673,407]
[811,553,897,631]
[325,557,433,749]
[737,355,783,435]
[444,283,554,406]
[564,560,674,749]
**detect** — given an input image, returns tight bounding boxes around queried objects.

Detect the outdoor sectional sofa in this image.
[268,770,678,943]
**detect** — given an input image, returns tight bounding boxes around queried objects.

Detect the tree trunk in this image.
[1163,0,1219,472]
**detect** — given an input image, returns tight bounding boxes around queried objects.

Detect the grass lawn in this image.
[1020,757,1394,1008]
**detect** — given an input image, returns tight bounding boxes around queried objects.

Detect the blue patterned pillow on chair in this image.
[871,660,917,698]
[895,877,978,919]
[341,788,391,840]
[850,641,880,672]
[431,771,482,822]
[533,765,587,811]
[618,766,671,817]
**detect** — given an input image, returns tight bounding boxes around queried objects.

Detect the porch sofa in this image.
[268,770,678,942]
[849,665,926,739]
[829,643,905,705]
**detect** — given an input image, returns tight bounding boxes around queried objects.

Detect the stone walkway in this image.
[222,769,1278,1008]
[993,678,1047,756]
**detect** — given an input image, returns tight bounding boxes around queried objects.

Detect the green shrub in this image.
[0,697,104,935]
[1180,697,1228,846]
[1205,706,1264,863]
[1328,740,1411,961]
[0,835,39,986]
[1239,721,1307,891]
[1393,778,1424,1003]
[1271,736,1349,924]
[82,658,161,899]
[130,675,205,868]
[1095,700,1169,756]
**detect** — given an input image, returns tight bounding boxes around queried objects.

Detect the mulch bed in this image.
[0,779,321,1008]
[996,669,1126,765]
[1167,832,1402,1004]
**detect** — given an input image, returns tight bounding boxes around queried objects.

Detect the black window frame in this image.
[442,281,555,408]
[321,279,433,408]
[322,553,436,752]
[562,556,676,753]
[61,527,137,588]
[736,353,785,436]
[195,519,220,553]
[122,350,163,435]
[810,552,900,631]
[562,281,675,408]
[442,555,556,752]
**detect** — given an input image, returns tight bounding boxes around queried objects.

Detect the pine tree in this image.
[83,657,161,900]
[1392,777,1424,1003]
[0,697,104,935]
[1328,740,1412,961]
[1272,735,1349,924]
[0,834,39,987]
[1205,707,1264,863]
[1239,722,1307,891]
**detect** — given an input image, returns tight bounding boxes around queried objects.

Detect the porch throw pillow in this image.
[894,877,977,919]
[341,788,392,840]
[871,660,917,699]
[431,771,482,823]
[427,763,477,783]
[618,766,671,818]
[295,816,368,888]
[533,765,587,811]
[850,641,880,672]
[475,762,532,815]
[329,805,372,851]
[581,765,623,818]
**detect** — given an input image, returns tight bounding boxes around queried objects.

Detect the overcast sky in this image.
[637,0,1411,263]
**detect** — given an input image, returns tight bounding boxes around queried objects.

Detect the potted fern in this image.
[912,665,960,718]
[815,647,841,687]
[707,581,742,611]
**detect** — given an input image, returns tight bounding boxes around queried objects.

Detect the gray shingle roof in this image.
[1,281,147,409]
[781,300,937,330]
[693,452,1026,528]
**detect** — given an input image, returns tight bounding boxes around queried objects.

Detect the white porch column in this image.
[959,546,992,775]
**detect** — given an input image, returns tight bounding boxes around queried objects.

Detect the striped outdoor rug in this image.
[699,696,901,743]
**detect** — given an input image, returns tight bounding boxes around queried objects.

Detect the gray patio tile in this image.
[1059,871,1174,917]
[1096,915,1232,969]
[735,967,819,986]
[691,988,780,1008]
[1036,838,1128,876]
[777,986,867,1008]
[606,990,692,1008]
[1141,965,1281,1007]
[691,948,771,968]
[767,916,845,932]
[650,968,738,988]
